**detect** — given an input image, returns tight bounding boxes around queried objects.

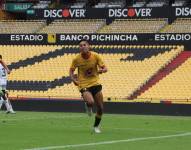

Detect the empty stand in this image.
[132,1,146,7]
[0,45,62,65]
[98,19,168,33]
[161,18,191,33]
[138,51,191,101]
[0,20,46,33]
[94,0,126,8]
[172,0,187,6]
[130,47,189,99]
[100,45,183,99]
[146,0,169,7]
[39,19,106,33]
[70,0,88,8]
[2,45,184,101]
[32,0,51,9]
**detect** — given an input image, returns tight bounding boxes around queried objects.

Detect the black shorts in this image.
[80,85,102,97]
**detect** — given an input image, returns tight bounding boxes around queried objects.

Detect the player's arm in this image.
[69,58,79,86]
[0,60,11,74]
[69,68,79,86]
[96,53,107,74]
[98,65,107,74]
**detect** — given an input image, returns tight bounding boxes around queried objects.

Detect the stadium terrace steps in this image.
[8,47,78,70]
[6,45,182,99]
[7,76,72,91]
[8,46,168,70]
[128,51,191,100]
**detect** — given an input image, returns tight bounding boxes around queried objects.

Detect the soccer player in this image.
[0,55,15,114]
[69,40,107,133]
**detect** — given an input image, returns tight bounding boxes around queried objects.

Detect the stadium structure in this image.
[1,0,191,115]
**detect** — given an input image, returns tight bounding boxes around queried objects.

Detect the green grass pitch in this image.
[0,111,191,150]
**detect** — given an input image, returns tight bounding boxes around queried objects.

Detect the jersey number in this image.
[1,68,6,77]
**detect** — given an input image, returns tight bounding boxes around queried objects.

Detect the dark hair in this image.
[78,39,90,44]
[0,55,2,59]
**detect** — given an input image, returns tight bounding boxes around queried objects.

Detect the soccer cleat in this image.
[85,103,93,117]
[6,110,16,114]
[93,126,101,134]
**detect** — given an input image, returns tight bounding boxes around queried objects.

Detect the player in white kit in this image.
[0,55,15,114]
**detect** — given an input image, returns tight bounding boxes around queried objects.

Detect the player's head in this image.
[79,39,90,54]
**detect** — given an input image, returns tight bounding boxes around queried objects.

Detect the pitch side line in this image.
[24,132,191,150]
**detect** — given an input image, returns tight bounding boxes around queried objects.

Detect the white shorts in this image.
[0,79,7,90]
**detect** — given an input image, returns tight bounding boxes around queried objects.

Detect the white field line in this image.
[24,132,191,150]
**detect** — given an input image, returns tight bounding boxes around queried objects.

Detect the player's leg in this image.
[92,85,104,133]
[2,90,11,112]
[0,81,14,113]
[0,86,3,109]
[0,97,3,109]
[1,81,15,113]
[2,90,15,114]
[81,90,94,116]
[6,91,15,113]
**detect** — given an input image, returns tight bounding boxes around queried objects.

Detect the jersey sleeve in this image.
[96,53,105,67]
[70,58,77,70]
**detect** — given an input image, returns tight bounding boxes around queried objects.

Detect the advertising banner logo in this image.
[108,8,152,18]
[48,34,56,43]
[175,7,191,17]
[43,9,86,18]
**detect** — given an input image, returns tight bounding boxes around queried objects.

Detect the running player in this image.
[69,40,107,133]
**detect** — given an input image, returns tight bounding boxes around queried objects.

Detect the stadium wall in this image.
[10,99,191,116]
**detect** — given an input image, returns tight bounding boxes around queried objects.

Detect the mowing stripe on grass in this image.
[25,132,191,150]
[0,115,84,121]
[0,115,188,133]
[109,127,187,133]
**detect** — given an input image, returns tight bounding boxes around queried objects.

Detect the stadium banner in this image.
[0,34,191,47]
[26,7,174,19]
[5,3,33,12]
[108,7,191,19]
[27,8,108,19]
[174,7,191,17]
[0,34,48,45]
[107,7,173,19]
[26,7,191,19]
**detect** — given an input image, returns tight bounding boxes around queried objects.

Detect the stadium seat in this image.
[1,45,185,102]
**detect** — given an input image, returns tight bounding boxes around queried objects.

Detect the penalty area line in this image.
[24,132,191,150]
